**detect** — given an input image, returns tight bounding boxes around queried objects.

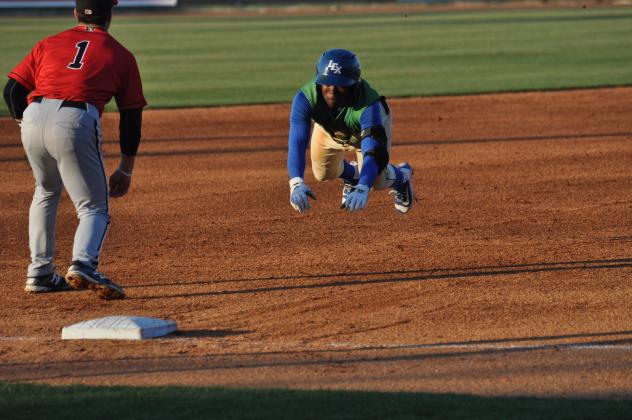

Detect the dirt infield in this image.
[1,88,631,397]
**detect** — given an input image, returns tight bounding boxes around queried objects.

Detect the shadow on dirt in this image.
[126,257,632,300]
[174,329,251,338]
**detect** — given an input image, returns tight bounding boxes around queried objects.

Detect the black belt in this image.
[329,130,361,147]
[32,96,88,111]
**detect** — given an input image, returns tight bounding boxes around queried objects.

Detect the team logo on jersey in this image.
[323,60,342,75]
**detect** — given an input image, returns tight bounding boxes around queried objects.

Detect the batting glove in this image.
[289,177,316,213]
[344,184,369,212]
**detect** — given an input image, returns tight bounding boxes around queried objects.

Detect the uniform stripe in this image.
[93,117,110,261]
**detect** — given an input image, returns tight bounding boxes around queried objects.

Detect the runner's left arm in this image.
[357,101,385,187]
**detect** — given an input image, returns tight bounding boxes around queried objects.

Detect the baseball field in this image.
[1,2,632,419]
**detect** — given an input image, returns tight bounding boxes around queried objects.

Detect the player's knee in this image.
[372,163,397,190]
[75,201,109,217]
[34,184,63,196]
[33,185,63,205]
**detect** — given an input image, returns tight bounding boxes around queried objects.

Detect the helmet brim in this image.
[316,74,358,87]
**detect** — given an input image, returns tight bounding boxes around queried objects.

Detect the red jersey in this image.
[8,25,146,115]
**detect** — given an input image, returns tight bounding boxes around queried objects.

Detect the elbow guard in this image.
[361,125,390,174]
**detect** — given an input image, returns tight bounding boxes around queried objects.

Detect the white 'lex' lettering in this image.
[324,60,343,75]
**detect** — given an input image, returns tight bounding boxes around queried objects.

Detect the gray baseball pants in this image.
[21,97,109,278]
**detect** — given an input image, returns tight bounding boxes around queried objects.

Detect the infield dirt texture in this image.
[0,0,632,411]
[1,87,631,397]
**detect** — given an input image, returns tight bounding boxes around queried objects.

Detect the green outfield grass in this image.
[1,382,631,420]
[0,7,631,115]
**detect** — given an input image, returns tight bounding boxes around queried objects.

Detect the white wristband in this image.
[289,177,304,190]
[289,176,304,185]
[117,167,132,177]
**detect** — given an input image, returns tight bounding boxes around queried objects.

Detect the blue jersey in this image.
[287,79,386,186]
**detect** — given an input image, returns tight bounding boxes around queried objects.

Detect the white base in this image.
[61,316,177,340]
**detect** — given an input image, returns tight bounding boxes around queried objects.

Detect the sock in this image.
[389,164,405,190]
[340,160,359,184]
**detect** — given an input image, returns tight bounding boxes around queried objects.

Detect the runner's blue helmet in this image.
[316,49,361,87]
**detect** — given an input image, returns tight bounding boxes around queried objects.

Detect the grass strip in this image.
[0,7,631,115]
[1,382,631,420]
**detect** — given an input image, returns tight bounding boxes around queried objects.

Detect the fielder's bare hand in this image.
[109,155,135,198]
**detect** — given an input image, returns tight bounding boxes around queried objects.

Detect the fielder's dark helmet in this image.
[316,48,361,87]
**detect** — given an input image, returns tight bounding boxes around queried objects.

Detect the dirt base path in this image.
[1,88,631,397]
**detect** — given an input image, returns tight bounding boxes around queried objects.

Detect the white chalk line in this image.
[0,336,39,341]
[323,342,632,351]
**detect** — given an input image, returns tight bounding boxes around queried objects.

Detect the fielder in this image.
[287,48,415,213]
[3,0,146,299]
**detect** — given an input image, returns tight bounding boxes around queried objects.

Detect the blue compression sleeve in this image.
[357,101,385,187]
[287,91,312,179]
[358,152,379,187]
[359,100,383,129]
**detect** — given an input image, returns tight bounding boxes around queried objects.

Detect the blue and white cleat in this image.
[341,182,356,208]
[389,162,415,213]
